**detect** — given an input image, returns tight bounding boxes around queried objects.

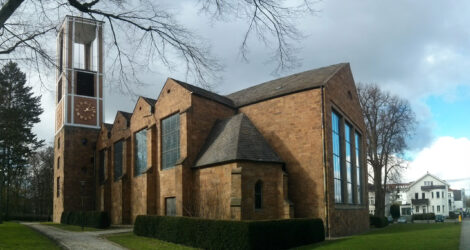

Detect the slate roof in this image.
[170,78,235,108]
[194,113,283,168]
[226,63,347,107]
[141,96,157,106]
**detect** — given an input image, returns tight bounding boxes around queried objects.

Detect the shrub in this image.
[134,216,325,250]
[390,204,400,219]
[6,214,51,222]
[369,215,389,228]
[448,212,458,219]
[412,213,435,221]
[60,211,110,229]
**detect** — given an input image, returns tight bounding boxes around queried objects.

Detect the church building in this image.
[53,16,369,237]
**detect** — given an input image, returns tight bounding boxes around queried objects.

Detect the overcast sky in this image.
[29,1,470,191]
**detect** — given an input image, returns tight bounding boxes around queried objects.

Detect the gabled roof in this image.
[194,113,283,168]
[409,172,449,189]
[118,111,133,122]
[226,63,348,107]
[141,96,157,106]
[170,78,235,108]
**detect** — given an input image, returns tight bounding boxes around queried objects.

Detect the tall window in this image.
[57,80,62,103]
[437,192,440,198]
[415,193,419,199]
[345,123,353,204]
[56,177,60,197]
[355,132,362,204]
[422,193,425,199]
[114,140,123,181]
[165,197,176,216]
[255,180,263,209]
[162,114,180,169]
[332,111,342,203]
[57,157,60,169]
[437,205,440,212]
[99,150,105,184]
[135,129,147,176]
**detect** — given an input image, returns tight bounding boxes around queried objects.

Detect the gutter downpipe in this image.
[321,86,330,238]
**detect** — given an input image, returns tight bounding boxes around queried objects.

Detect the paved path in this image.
[22,222,132,250]
[461,218,470,250]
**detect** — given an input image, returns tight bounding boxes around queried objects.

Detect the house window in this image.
[432,206,434,212]
[57,79,62,103]
[437,192,440,198]
[437,205,440,212]
[423,206,426,213]
[332,111,342,203]
[57,157,60,169]
[442,191,444,198]
[355,132,362,204]
[422,193,425,199]
[415,193,418,199]
[57,137,60,149]
[99,150,105,184]
[114,140,123,181]
[165,197,176,216]
[56,177,60,197]
[255,180,263,209]
[345,123,353,204]
[432,192,434,198]
[59,31,64,73]
[134,129,147,176]
[416,206,419,213]
[162,114,180,169]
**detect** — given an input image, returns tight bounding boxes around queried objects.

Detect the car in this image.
[397,217,407,223]
[435,215,445,222]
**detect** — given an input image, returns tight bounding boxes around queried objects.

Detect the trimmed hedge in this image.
[6,214,51,222]
[412,213,435,221]
[60,211,110,229]
[369,215,389,228]
[134,216,325,250]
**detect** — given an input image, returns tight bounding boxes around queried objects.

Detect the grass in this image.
[0,222,60,249]
[40,222,103,232]
[106,232,196,250]
[296,223,461,250]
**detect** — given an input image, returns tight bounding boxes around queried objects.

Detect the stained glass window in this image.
[135,129,147,176]
[332,111,342,203]
[162,114,180,169]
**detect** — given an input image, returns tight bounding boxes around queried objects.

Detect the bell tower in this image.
[53,16,104,222]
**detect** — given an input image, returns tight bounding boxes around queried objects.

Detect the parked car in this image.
[397,217,407,223]
[435,215,445,222]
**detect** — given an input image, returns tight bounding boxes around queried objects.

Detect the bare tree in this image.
[0,0,316,90]
[357,83,416,217]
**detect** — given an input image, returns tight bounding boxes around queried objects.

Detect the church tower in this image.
[53,16,104,222]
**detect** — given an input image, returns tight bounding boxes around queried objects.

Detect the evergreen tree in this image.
[0,61,43,219]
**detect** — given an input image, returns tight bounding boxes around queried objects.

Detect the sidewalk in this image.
[22,222,132,250]
[461,218,470,250]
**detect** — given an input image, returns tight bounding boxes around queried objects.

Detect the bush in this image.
[390,204,400,219]
[134,216,325,250]
[60,211,110,229]
[6,214,51,222]
[412,213,435,221]
[448,212,458,219]
[369,215,389,228]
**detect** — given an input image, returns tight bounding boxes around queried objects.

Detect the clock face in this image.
[75,100,96,121]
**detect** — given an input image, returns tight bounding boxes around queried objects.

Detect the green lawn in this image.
[297,223,461,250]
[0,222,60,249]
[40,222,103,232]
[106,232,196,250]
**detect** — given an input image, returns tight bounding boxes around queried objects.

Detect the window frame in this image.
[161,113,180,170]
[332,110,343,203]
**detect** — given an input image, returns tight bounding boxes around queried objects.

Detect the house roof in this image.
[409,172,449,189]
[141,96,157,106]
[118,111,133,122]
[194,113,283,168]
[170,78,235,108]
[226,63,348,107]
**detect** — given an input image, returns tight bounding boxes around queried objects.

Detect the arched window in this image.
[255,180,263,209]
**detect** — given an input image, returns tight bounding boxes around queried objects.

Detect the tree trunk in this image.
[374,166,385,217]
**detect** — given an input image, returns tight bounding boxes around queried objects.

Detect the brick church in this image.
[53,16,369,237]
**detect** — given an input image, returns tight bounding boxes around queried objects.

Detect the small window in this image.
[422,193,425,199]
[416,206,419,213]
[99,150,105,184]
[165,197,176,216]
[255,180,263,209]
[134,129,147,176]
[56,177,60,197]
[437,192,440,198]
[415,193,418,199]
[57,137,60,149]
[76,71,95,97]
[432,192,434,198]
[57,157,60,169]
[437,205,440,212]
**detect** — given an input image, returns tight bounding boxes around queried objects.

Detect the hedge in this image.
[134,216,325,250]
[412,213,435,221]
[6,214,51,222]
[448,212,458,219]
[60,211,110,229]
[369,215,389,228]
